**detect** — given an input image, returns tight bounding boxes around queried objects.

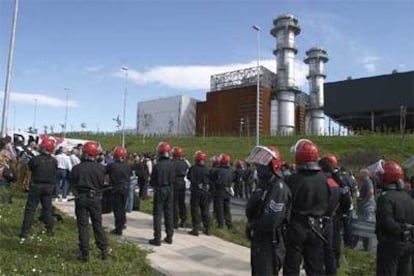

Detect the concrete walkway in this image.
[55,201,251,276]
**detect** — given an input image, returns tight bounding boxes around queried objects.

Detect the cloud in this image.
[360,56,381,74]
[4,92,78,107]
[116,60,308,91]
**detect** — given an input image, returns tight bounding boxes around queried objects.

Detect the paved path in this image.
[55,201,251,276]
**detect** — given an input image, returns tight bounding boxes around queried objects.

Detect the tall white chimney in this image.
[304,47,329,135]
[271,14,301,135]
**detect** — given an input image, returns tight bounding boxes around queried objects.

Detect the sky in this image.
[0,0,413,134]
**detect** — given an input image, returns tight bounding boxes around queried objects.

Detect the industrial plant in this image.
[136,14,413,137]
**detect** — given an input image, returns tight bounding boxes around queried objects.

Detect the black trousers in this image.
[244,180,252,199]
[173,188,186,226]
[190,190,210,231]
[20,183,54,238]
[377,240,413,276]
[152,186,173,241]
[139,177,149,199]
[75,195,107,255]
[234,180,244,198]
[213,191,232,229]
[251,232,285,276]
[323,220,338,275]
[111,188,128,234]
[283,219,325,276]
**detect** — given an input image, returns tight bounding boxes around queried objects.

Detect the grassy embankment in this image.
[0,185,159,275]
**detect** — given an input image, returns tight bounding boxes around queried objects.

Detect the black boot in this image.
[164,236,173,244]
[179,220,185,228]
[46,228,54,237]
[203,228,210,236]
[188,229,199,236]
[149,238,161,246]
[77,251,89,263]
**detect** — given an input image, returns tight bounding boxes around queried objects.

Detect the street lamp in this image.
[121,66,129,148]
[252,25,260,146]
[1,0,19,137]
[33,98,37,132]
[63,88,70,138]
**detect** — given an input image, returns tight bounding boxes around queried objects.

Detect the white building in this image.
[137,95,198,136]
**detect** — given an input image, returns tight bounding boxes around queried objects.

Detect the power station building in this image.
[324,71,414,132]
[195,14,328,137]
[136,95,198,136]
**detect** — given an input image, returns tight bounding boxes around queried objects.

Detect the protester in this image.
[53,147,72,202]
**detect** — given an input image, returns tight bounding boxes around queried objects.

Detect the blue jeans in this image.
[357,207,374,251]
[125,179,137,212]
[55,169,69,199]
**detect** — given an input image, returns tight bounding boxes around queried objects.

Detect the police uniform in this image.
[246,173,291,275]
[172,158,190,228]
[234,165,245,198]
[71,158,108,261]
[376,184,414,275]
[214,163,233,229]
[106,158,131,235]
[19,152,58,239]
[188,162,211,235]
[283,170,330,275]
[149,156,175,245]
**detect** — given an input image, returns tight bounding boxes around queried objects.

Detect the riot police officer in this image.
[376,160,414,275]
[188,150,211,236]
[319,154,351,275]
[106,146,131,236]
[245,145,291,275]
[19,139,57,241]
[214,154,233,229]
[234,160,245,198]
[283,139,330,276]
[71,141,109,262]
[149,141,175,246]
[171,146,190,229]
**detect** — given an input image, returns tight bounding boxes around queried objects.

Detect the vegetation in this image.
[0,185,158,276]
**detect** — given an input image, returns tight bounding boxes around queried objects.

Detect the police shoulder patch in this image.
[269,200,284,213]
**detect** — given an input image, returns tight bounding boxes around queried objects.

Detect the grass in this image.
[0,184,158,276]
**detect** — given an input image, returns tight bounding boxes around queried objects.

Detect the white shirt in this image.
[54,153,72,171]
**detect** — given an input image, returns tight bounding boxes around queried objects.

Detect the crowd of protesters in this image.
[0,134,413,275]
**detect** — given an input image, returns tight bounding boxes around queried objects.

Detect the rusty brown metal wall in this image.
[295,106,307,135]
[196,85,271,137]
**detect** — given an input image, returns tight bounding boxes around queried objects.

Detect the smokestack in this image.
[271,14,301,135]
[304,47,329,135]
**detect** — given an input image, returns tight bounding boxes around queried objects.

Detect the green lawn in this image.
[0,185,158,276]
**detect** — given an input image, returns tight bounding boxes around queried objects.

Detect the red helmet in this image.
[194,150,207,163]
[220,154,231,165]
[40,139,55,153]
[236,160,243,167]
[324,153,338,168]
[114,146,127,159]
[294,140,319,163]
[379,160,404,184]
[83,141,99,157]
[267,146,283,172]
[172,147,184,158]
[157,141,171,157]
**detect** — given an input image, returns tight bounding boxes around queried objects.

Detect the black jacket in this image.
[150,157,175,189]
[246,175,291,236]
[215,164,233,193]
[188,163,210,193]
[71,160,106,192]
[376,185,414,242]
[106,160,131,191]
[287,170,330,218]
[173,158,190,190]
[29,153,58,185]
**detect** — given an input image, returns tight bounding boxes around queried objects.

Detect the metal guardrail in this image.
[351,219,376,238]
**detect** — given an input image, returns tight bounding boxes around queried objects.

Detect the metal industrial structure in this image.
[304,47,329,135]
[324,71,414,132]
[136,95,198,136]
[271,14,301,136]
[197,66,273,136]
